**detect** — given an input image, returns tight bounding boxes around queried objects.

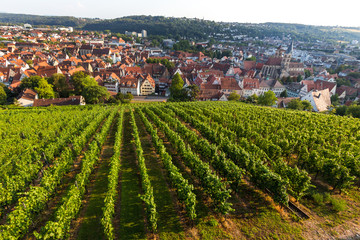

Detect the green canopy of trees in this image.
[335,104,360,118]
[70,71,98,95]
[20,76,42,90]
[169,73,184,101]
[34,78,55,99]
[287,99,313,111]
[146,58,174,71]
[280,90,288,98]
[48,73,70,98]
[168,73,199,102]
[20,76,55,99]
[82,85,110,104]
[258,91,277,106]
[228,92,241,101]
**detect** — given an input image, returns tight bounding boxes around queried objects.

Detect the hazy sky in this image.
[2,0,359,27]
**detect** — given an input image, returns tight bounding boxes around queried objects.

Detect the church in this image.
[260,42,305,80]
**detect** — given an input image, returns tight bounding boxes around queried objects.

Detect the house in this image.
[336,85,358,100]
[220,77,242,95]
[119,75,141,96]
[314,80,337,96]
[33,96,85,107]
[18,88,38,107]
[198,88,223,101]
[258,79,285,97]
[286,82,308,97]
[241,78,259,97]
[140,74,156,95]
[103,73,120,93]
[301,89,331,112]
[79,44,94,56]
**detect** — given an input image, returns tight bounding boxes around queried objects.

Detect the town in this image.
[0,23,359,113]
[1,9,360,239]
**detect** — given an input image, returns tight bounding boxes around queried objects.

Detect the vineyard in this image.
[0,102,360,240]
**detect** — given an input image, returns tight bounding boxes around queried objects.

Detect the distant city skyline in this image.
[2,0,359,27]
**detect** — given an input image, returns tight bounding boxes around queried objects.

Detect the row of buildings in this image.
[1,25,359,111]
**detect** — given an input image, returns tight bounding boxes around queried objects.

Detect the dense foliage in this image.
[0,101,359,239]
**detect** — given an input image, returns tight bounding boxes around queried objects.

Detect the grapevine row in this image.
[0,108,112,239]
[193,103,356,192]
[150,106,245,193]
[162,104,289,205]
[172,104,311,201]
[130,109,158,232]
[101,108,124,240]
[35,109,117,239]
[136,107,197,220]
[0,109,99,208]
[143,107,233,214]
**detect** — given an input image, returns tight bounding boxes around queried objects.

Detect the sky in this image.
[2,0,359,27]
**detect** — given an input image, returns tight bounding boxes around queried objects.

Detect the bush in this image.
[323,192,331,202]
[207,218,218,227]
[312,193,324,206]
[330,198,347,212]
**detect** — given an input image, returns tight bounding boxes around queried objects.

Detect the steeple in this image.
[286,41,294,54]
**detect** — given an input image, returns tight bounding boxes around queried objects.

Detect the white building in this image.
[119,76,141,96]
[301,89,331,112]
[18,89,38,107]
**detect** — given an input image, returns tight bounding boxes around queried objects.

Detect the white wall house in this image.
[301,89,331,112]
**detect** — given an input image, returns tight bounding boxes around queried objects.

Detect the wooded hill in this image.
[0,13,359,42]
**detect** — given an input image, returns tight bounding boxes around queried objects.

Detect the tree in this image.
[258,91,277,106]
[125,93,134,101]
[347,105,360,118]
[70,71,98,95]
[287,99,313,111]
[280,90,288,98]
[247,94,258,104]
[35,78,55,99]
[297,75,303,82]
[287,99,303,110]
[0,86,7,105]
[173,40,191,51]
[221,50,233,58]
[82,85,110,104]
[335,105,348,116]
[20,75,42,89]
[331,94,340,106]
[228,92,241,101]
[185,85,200,101]
[169,73,185,101]
[301,100,313,111]
[151,39,159,47]
[304,69,311,78]
[0,82,12,100]
[48,73,70,97]
[25,59,33,67]
[336,78,351,87]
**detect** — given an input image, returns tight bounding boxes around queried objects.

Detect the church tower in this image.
[282,41,293,69]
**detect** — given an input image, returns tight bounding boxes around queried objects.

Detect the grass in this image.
[300,186,360,230]
[116,111,147,239]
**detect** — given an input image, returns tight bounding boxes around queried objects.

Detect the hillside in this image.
[0,102,360,239]
[0,12,92,27]
[0,13,360,42]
